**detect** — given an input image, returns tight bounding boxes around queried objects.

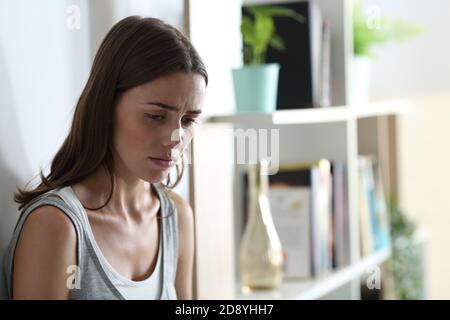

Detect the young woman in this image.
[3,16,207,300]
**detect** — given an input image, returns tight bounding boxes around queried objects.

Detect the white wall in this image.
[0,0,188,299]
[397,94,450,299]
[0,0,91,299]
[189,0,242,118]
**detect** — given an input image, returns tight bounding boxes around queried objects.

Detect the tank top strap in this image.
[15,188,84,233]
[56,186,126,299]
[152,182,179,299]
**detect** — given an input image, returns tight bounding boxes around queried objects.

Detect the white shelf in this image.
[234,247,392,300]
[206,100,412,125]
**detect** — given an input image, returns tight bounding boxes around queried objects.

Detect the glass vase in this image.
[240,158,284,291]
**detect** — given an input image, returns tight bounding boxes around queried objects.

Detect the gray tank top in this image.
[3,182,179,300]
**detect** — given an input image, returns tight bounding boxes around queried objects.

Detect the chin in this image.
[143,171,170,184]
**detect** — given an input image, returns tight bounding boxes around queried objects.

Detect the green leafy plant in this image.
[387,195,425,300]
[389,195,416,240]
[241,6,304,65]
[353,0,423,58]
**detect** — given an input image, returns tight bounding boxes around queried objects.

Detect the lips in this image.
[153,156,172,161]
[149,156,174,168]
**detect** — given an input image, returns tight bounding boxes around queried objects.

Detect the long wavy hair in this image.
[14,16,208,212]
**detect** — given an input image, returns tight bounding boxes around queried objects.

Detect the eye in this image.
[145,114,165,121]
[181,117,198,127]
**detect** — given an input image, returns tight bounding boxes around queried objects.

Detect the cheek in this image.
[114,115,156,157]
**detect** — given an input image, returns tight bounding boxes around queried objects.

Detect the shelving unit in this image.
[191,100,410,300]
[189,0,411,300]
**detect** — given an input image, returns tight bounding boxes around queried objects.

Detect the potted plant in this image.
[385,196,428,300]
[351,0,423,105]
[232,5,304,113]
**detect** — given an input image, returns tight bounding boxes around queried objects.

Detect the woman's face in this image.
[113,71,206,183]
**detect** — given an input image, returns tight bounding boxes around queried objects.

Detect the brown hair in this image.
[14,16,208,211]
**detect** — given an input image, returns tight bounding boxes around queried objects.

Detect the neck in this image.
[73,164,157,220]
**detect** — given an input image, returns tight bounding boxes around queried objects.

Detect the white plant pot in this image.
[350,56,372,106]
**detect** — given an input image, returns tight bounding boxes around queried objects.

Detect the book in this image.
[267,159,333,277]
[372,158,391,250]
[330,160,348,268]
[319,20,331,107]
[268,186,311,278]
[358,156,391,257]
[358,157,375,257]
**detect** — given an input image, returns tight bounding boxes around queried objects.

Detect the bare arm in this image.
[13,205,77,300]
[168,191,195,300]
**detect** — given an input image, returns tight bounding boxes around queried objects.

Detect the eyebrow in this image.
[146,102,202,115]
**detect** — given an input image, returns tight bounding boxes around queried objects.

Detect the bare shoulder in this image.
[165,189,194,243]
[166,190,193,217]
[21,205,77,237]
[13,205,77,299]
[18,205,77,250]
